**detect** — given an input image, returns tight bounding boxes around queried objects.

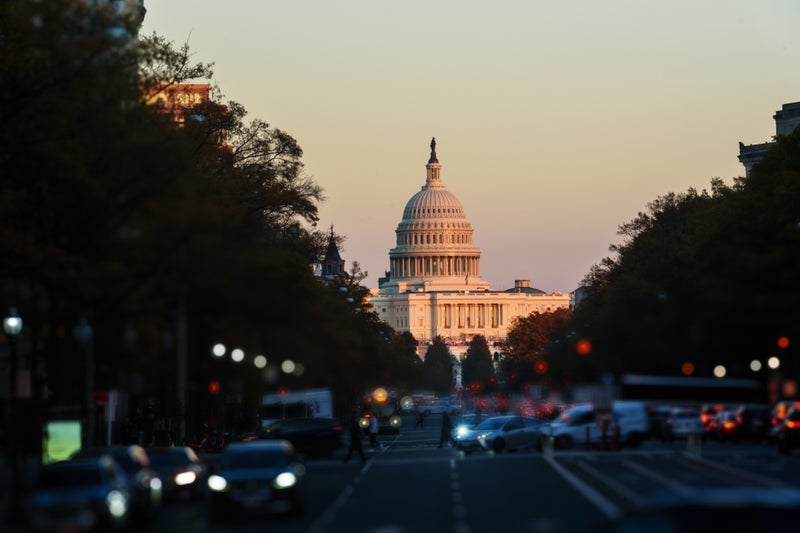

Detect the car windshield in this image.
[475,418,507,430]
[39,465,105,488]
[222,449,290,469]
[148,451,191,468]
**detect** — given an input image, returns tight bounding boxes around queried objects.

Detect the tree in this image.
[423,337,454,394]
[572,127,800,381]
[503,309,572,389]
[461,335,496,390]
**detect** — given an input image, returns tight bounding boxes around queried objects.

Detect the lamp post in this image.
[4,307,23,519]
[73,317,94,450]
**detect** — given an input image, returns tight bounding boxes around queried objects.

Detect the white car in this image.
[666,409,705,440]
[454,415,544,454]
[545,401,649,449]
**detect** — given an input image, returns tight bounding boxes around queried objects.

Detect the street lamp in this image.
[73,317,94,450]
[4,307,23,518]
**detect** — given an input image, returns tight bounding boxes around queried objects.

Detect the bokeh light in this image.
[400,396,414,411]
[768,356,781,370]
[373,387,388,403]
[681,362,695,376]
[254,355,267,369]
[750,360,762,372]
[778,336,790,349]
[534,360,548,375]
[212,343,226,357]
[575,339,592,356]
[231,348,244,362]
[281,359,295,374]
[713,365,727,378]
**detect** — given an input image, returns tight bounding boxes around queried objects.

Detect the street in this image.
[148,413,800,533]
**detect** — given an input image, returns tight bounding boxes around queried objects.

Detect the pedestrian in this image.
[413,409,425,428]
[343,417,366,464]
[368,414,383,451]
[439,411,453,448]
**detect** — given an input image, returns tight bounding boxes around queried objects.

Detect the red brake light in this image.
[787,420,800,429]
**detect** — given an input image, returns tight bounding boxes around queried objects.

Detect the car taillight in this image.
[786,420,800,429]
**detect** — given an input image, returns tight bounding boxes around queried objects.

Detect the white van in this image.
[545,401,649,449]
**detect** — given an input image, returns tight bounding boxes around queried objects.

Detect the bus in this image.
[619,374,766,405]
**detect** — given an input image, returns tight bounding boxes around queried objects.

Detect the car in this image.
[714,410,740,442]
[361,405,402,435]
[604,487,800,533]
[777,406,800,454]
[23,456,132,532]
[454,415,543,454]
[546,401,650,449]
[258,417,344,457]
[734,403,772,442]
[207,440,307,521]
[452,412,484,440]
[71,445,162,525]
[665,408,705,441]
[145,446,207,501]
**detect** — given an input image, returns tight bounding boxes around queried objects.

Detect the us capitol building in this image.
[367,139,572,349]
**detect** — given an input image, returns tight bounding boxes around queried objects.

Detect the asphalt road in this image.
[147,414,800,533]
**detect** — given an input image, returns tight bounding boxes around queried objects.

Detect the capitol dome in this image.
[380,138,490,293]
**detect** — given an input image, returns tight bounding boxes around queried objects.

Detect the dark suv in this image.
[734,403,772,443]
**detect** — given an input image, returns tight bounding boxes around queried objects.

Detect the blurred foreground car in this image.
[258,417,344,457]
[146,446,207,501]
[72,445,162,524]
[454,415,542,454]
[24,456,131,532]
[207,440,307,521]
[604,487,800,533]
[777,406,800,454]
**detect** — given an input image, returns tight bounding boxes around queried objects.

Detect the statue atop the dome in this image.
[428,137,438,164]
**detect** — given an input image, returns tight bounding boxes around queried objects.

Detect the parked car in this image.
[665,408,705,441]
[71,445,162,525]
[258,417,344,456]
[453,415,543,454]
[207,440,307,521]
[734,403,772,442]
[24,456,132,532]
[146,446,207,501]
[777,406,800,454]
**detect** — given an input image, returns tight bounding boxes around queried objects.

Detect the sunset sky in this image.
[141,1,800,293]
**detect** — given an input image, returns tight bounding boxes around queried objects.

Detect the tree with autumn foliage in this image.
[502,308,573,391]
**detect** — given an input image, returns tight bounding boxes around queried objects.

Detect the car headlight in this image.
[456,426,468,437]
[175,471,197,486]
[106,490,128,518]
[207,474,229,492]
[274,472,297,489]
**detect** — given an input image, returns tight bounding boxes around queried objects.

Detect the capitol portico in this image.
[368,139,572,347]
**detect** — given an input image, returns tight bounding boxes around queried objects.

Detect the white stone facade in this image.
[368,139,572,343]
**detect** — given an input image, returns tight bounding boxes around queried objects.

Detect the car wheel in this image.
[492,438,505,453]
